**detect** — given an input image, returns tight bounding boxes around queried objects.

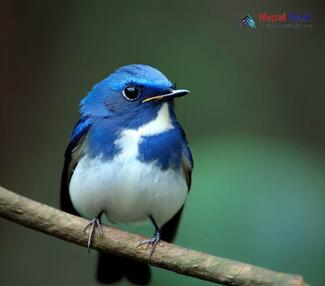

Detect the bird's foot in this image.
[136,230,161,259]
[84,216,103,252]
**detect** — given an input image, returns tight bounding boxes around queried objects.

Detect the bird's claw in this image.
[136,231,161,259]
[84,217,103,252]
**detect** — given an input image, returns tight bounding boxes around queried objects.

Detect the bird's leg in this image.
[137,216,161,259]
[84,211,104,252]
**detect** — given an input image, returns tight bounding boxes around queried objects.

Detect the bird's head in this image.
[80,64,189,118]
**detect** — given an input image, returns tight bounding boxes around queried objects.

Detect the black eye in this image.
[123,86,140,101]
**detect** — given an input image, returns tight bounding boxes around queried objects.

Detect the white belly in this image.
[69,154,188,227]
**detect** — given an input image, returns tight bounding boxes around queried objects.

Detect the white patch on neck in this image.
[137,102,173,136]
[115,103,173,159]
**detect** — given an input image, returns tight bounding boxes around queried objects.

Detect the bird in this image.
[60,64,193,284]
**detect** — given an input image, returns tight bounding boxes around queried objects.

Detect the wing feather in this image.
[60,118,91,215]
[182,145,193,190]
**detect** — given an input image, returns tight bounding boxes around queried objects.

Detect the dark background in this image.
[1,1,324,285]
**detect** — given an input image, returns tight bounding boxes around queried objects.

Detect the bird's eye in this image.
[123,86,140,101]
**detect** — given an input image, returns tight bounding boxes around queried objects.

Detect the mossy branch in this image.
[0,186,309,286]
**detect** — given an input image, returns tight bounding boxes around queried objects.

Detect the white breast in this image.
[69,103,188,227]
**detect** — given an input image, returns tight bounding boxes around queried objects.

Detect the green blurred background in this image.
[1,1,324,285]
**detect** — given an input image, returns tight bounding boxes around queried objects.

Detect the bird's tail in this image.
[97,252,151,285]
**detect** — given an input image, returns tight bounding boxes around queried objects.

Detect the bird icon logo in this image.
[240,14,256,28]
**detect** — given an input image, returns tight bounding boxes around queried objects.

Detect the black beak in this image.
[142,89,190,103]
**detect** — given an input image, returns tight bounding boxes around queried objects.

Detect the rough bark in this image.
[0,186,309,286]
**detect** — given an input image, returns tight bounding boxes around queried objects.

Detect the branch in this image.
[0,186,309,286]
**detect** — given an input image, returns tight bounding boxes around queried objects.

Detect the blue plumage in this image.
[61,64,193,285]
[70,118,91,145]
[80,64,172,117]
[138,126,187,170]
[75,64,191,168]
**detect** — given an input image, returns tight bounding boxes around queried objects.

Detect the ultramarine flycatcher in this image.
[61,64,193,284]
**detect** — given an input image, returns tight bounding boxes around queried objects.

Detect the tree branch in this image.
[0,186,309,286]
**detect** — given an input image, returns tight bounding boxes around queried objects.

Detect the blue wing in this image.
[60,117,91,215]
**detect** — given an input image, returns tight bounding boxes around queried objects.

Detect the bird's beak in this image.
[142,89,190,103]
